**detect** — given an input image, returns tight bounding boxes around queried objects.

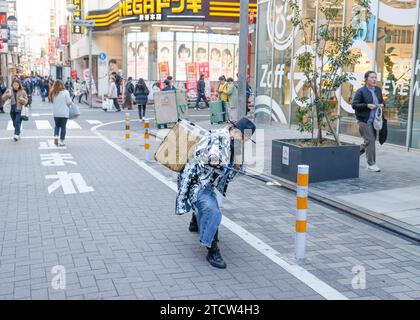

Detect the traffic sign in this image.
[99,52,107,62]
[71,20,95,27]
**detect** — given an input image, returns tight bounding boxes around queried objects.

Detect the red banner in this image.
[186,63,197,98]
[59,25,69,45]
[198,62,210,79]
[158,61,170,90]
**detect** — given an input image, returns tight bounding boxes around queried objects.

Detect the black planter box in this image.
[272,139,360,183]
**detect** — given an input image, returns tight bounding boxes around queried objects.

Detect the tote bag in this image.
[69,103,80,119]
[21,106,30,121]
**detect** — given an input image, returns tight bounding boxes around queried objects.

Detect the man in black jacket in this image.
[194,74,209,111]
[351,70,384,172]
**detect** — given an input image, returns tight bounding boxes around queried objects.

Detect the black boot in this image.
[206,239,226,269]
[189,213,198,233]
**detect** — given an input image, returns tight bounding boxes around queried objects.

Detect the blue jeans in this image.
[193,186,222,248]
[195,93,209,109]
[10,106,22,136]
[54,117,68,140]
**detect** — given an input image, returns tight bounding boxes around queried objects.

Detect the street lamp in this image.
[67,4,94,109]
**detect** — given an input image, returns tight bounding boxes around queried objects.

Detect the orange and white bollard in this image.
[144,119,150,161]
[125,113,131,140]
[295,165,309,261]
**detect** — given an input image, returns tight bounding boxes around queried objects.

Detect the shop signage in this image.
[71,0,84,34]
[0,1,7,14]
[158,61,170,89]
[59,25,69,45]
[185,62,197,98]
[87,0,257,29]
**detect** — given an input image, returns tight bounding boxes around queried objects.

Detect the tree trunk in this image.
[325,113,341,146]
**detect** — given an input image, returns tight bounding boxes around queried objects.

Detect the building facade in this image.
[71,0,257,96]
[255,0,420,150]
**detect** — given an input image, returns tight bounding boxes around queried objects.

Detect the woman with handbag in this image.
[2,79,28,141]
[134,78,149,121]
[49,80,72,147]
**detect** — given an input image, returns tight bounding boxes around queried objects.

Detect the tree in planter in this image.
[289,0,371,146]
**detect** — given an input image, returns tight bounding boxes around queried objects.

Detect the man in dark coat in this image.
[194,74,209,110]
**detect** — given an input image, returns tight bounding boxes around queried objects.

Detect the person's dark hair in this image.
[178,44,191,58]
[227,77,234,83]
[11,79,24,91]
[218,75,226,81]
[109,59,117,65]
[128,77,133,81]
[223,49,232,57]
[164,79,170,86]
[200,74,205,79]
[364,71,376,81]
[166,76,173,81]
[196,47,206,54]
[211,48,221,57]
[137,78,146,89]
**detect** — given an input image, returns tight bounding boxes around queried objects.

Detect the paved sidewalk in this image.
[144,115,420,239]
[100,121,420,300]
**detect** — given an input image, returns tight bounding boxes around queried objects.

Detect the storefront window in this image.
[176,33,193,81]
[127,32,150,80]
[157,32,174,79]
[375,0,416,146]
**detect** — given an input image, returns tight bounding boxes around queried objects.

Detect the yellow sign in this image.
[72,0,84,34]
[87,0,257,28]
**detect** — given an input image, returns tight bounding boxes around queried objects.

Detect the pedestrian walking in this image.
[123,77,135,110]
[65,77,74,96]
[218,76,228,122]
[352,70,385,172]
[2,79,28,141]
[0,78,7,114]
[106,76,121,112]
[194,74,209,111]
[23,76,34,108]
[134,78,149,121]
[41,77,50,102]
[223,77,238,122]
[79,81,89,104]
[49,80,72,147]
[176,118,256,269]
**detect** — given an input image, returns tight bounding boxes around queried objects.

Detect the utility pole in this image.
[88,25,93,108]
[237,0,249,120]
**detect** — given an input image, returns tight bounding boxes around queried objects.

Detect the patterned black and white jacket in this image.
[175,128,239,215]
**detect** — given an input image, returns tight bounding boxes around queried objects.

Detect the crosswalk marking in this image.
[67,120,82,129]
[7,121,23,131]
[7,121,14,131]
[36,120,53,130]
[86,120,102,125]
[4,119,103,131]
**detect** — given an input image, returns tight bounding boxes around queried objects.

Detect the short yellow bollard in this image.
[125,113,131,140]
[144,119,150,161]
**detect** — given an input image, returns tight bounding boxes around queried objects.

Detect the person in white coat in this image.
[49,80,72,146]
[107,76,121,112]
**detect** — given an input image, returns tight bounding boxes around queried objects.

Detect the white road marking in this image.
[67,120,82,129]
[46,171,94,195]
[6,120,23,131]
[86,120,103,125]
[7,121,14,131]
[91,121,348,300]
[0,136,101,141]
[35,120,53,130]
